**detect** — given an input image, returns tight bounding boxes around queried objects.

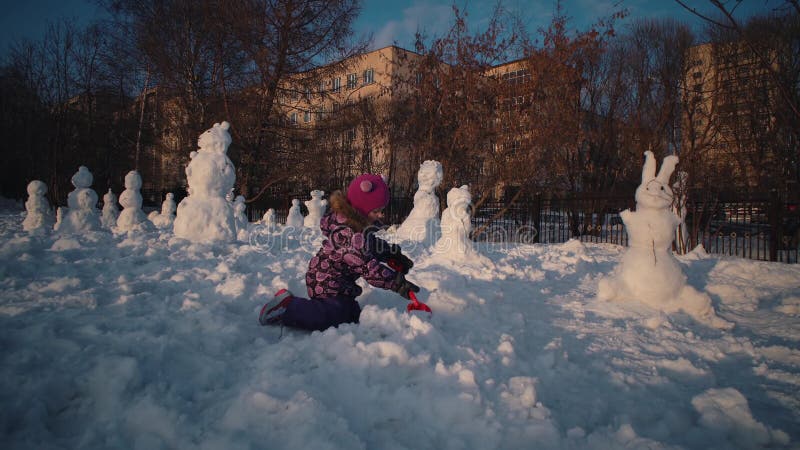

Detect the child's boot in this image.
[259,289,294,325]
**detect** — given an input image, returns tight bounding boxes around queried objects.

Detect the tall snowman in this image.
[303,190,327,229]
[598,151,731,329]
[173,121,237,243]
[116,170,150,232]
[56,166,100,233]
[395,160,442,244]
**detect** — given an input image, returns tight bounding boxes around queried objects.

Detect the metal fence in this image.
[152,188,798,264]
[470,192,798,264]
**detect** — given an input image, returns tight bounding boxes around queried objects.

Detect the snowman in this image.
[148,192,176,229]
[116,170,150,232]
[173,121,237,243]
[434,185,490,266]
[598,151,731,329]
[233,195,249,241]
[57,166,100,233]
[395,160,442,244]
[261,208,277,231]
[285,199,304,228]
[22,180,53,233]
[303,190,327,229]
[101,189,119,229]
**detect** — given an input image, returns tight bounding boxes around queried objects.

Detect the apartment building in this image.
[280,45,425,190]
[682,41,783,189]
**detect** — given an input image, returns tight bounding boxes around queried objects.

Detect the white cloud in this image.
[372,2,453,49]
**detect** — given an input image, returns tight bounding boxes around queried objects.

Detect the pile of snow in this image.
[0,198,798,449]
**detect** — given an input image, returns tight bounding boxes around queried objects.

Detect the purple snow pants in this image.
[281,295,361,332]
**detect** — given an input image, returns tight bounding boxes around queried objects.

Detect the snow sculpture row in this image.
[20,124,727,328]
[24,165,160,235]
[392,156,728,328]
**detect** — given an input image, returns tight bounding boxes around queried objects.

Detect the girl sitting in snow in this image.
[259,174,419,331]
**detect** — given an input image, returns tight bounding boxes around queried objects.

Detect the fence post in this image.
[768,189,781,262]
[532,194,542,244]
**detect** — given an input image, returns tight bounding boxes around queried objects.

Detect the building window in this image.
[415,73,423,85]
[305,88,311,101]
[347,73,357,89]
[332,77,341,93]
[319,81,326,95]
[304,111,311,123]
[290,112,297,125]
[363,68,374,85]
[343,128,356,149]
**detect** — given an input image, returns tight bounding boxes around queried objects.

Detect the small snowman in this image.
[598,151,731,329]
[57,166,100,233]
[173,121,237,243]
[116,170,150,232]
[233,195,249,241]
[101,189,119,229]
[285,199,304,228]
[434,185,490,266]
[261,208,277,231]
[396,160,442,244]
[148,192,176,229]
[22,180,53,233]
[303,190,327,229]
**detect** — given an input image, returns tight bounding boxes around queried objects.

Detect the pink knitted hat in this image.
[347,174,390,217]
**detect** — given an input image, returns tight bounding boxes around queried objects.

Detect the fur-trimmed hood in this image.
[327,190,371,232]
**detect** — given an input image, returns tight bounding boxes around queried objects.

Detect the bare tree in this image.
[220,0,369,200]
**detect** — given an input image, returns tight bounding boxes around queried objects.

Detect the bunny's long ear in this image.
[641,151,656,185]
[656,155,679,184]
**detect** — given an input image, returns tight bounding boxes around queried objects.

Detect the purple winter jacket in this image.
[306,197,399,299]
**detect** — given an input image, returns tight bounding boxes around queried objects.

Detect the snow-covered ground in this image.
[1,206,799,450]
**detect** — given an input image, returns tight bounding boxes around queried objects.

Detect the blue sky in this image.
[0,0,784,58]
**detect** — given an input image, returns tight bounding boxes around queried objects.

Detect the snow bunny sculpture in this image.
[23,180,53,233]
[148,192,176,229]
[174,121,237,243]
[101,189,119,229]
[598,151,731,329]
[303,190,327,229]
[285,199,304,228]
[395,160,443,243]
[56,166,100,233]
[116,170,150,232]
